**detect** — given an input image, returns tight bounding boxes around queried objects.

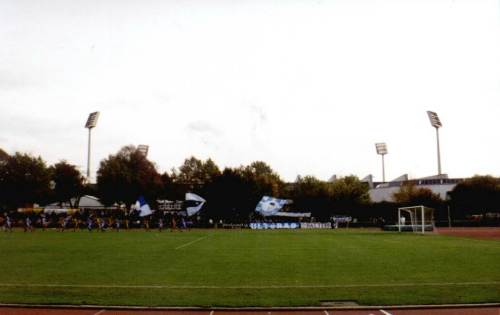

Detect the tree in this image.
[288,175,370,220]
[289,175,331,219]
[203,167,256,221]
[175,157,221,185]
[392,182,442,207]
[243,161,283,198]
[96,145,163,206]
[49,161,85,207]
[0,152,51,208]
[449,176,500,218]
[0,148,8,163]
[330,176,370,209]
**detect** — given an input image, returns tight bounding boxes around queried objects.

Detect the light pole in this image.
[85,111,100,183]
[137,145,149,157]
[426,111,442,176]
[375,142,388,183]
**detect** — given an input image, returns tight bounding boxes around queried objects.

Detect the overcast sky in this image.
[1,0,499,182]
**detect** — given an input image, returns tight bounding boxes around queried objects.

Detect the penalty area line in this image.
[0,281,498,290]
[175,236,208,250]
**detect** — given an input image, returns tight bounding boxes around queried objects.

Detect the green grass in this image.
[0,229,499,306]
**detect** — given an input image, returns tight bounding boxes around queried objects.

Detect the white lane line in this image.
[0,281,498,290]
[175,236,208,250]
[379,310,392,315]
[209,310,214,315]
[323,310,330,315]
[93,310,106,315]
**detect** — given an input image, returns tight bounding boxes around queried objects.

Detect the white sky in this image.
[1,0,499,182]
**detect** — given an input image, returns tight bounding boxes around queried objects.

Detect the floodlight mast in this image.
[137,145,149,157]
[375,143,388,182]
[85,112,100,183]
[427,111,442,176]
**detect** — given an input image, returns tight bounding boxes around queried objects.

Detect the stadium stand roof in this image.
[45,195,108,209]
[367,174,464,202]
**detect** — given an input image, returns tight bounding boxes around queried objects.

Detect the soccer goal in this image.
[397,205,435,234]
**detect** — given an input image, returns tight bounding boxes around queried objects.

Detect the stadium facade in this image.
[362,174,463,202]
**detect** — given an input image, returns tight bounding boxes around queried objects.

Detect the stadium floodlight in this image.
[375,142,388,182]
[85,111,100,182]
[427,111,442,128]
[137,145,149,157]
[426,111,442,175]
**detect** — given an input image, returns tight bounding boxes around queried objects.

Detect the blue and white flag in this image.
[135,196,152,217]
[255,196,289,216]
[185,193,206,216]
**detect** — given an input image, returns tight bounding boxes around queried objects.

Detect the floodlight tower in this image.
[137,145,149,157]
[427,111,443,176]
[375,143,388,182]
[85,112,100,182]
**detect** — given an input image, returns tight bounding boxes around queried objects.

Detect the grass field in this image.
[0,229,499,307]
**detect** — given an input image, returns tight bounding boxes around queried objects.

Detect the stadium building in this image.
[362,174,464,202]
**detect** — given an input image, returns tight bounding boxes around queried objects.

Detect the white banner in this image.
[255,196,290,216]
[249,222,300,229]
[300,222,332,229]
[275,211,311,218]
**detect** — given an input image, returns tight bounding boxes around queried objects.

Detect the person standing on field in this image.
[87,215,93,232]
[171,214,177,232]
[24,214,33,232]
[4,213,13,232]
[41,214,49,231]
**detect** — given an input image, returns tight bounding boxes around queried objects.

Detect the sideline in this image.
[0,302,500,310]
[175,236,208,250]
[0,281,498,290]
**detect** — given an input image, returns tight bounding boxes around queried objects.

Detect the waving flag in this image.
[185,193,206,216]
[255,196,289,216]
[135,196,152,217]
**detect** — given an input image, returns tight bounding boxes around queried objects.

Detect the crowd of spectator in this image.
[1,209,194,232]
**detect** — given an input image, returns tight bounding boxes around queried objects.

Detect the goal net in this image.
[397,205,435,233]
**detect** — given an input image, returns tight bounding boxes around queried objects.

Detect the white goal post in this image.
[397,205,435,234]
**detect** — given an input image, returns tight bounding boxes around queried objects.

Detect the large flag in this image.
[185,193,206,216]
[135,196,152,217]
[255,196,290,216]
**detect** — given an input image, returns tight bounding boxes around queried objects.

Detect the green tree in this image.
[49,161,85,207]
[449,175,500,218]
[96,145,163,206]
[243,161,283,197]
[175,157,221,185]
[290,175,331,219]
[0,148,8,163]
[0,152,51,208]
[330,176,370,207]
[204,167,255,221]
[392,182,442,207]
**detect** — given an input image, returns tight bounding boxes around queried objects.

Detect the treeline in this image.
[1,146,500,224]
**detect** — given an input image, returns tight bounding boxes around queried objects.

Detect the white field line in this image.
[209,311,214,315]
[175,236,208,250]
[0,281,498,290]
[93,310,106,315]
[323,310,330,315]
[379,310,392,315]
